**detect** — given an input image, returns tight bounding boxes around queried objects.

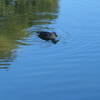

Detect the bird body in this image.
[37,31,58,40]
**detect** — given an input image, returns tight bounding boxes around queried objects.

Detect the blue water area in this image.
[0,0,100,100]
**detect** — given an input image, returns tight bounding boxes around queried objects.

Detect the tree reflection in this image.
[0,0,59,69]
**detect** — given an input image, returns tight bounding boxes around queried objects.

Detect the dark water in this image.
[0,0,100,100]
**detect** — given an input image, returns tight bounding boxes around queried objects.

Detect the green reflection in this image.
[0,0,59,68]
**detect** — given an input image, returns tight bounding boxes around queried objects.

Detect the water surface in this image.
[0,0,100,100]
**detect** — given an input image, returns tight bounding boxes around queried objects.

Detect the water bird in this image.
[37,31,59,44]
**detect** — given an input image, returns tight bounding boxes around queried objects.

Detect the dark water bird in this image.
[37,31,59,44]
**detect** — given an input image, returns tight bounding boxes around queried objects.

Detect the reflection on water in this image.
[0,0,100,100]
[0,0,59,68]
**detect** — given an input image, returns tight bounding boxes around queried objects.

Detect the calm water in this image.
[0,0,100,100]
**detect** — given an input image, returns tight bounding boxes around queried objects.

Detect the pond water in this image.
[0,0,100,100]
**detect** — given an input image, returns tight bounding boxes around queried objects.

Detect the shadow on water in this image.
[0,0,59,69]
